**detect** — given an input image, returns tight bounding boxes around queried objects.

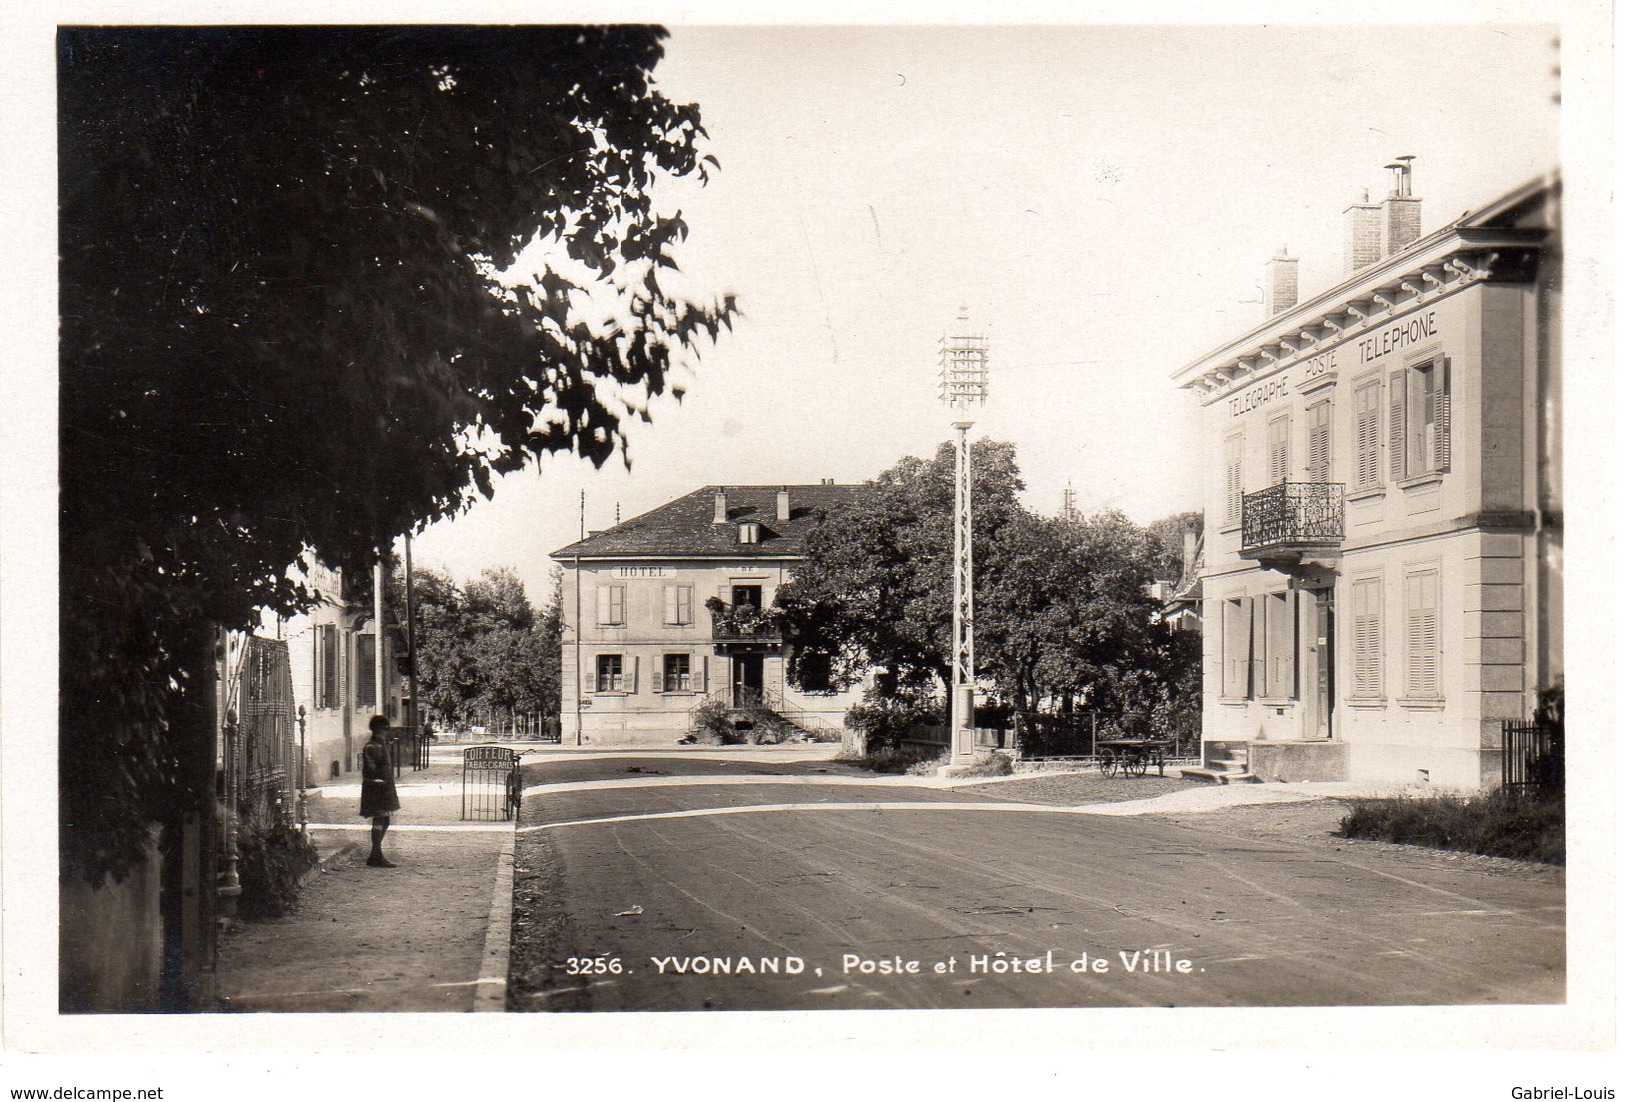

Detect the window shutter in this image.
[1221,600,1241,698]
[1250,595,1266,699]
[1355,383,1380,489]
[663,585,678,625]
[583,660,598,695]
[1405,571,1440,697]
[629,655,639,694]
[1352,578,1382,698]
[1261,591,1294,699]
[1436,358,1451,472]
[611,586,625,625]
[1388,369,1406,482]
[1308,401,1331,482]
[596,585,611,625]
[1269,416,1289,485]
[699,653,709,692]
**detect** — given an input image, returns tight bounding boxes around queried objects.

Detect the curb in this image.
[472,834,517,1012]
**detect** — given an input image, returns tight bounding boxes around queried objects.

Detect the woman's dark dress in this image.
[359,738,401,817]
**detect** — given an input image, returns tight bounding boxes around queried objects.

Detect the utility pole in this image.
[404,530,421,767]
[575,488,585,746]
[938,306,989,767]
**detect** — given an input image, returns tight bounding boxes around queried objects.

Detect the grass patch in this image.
[1337,791,1564,865]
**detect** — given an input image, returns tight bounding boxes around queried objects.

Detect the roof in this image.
[550,484,863,560]
[1170,171,1557,391]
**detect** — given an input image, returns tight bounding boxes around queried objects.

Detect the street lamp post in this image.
[938,308,989,767]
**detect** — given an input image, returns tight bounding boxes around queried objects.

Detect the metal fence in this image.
[1502,718,1563,798]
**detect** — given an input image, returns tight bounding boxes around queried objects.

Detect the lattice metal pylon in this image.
[939,308,988,763]
[952,422,974,727]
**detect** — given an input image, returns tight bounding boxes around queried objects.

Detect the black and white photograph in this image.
[1,0,1614,1093]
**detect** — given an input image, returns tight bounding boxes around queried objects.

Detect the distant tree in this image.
[59,26,735,882]
[1145,510,1204,582]
[775,439,1024,696]
[407,566,559,731]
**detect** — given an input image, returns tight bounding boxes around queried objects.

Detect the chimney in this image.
[1380,155,1422,257]
[1344,188,1382,275]
[776,486,791,522]
[1182,528,1197,576]
[712,488,728,524]
[1264,245,1299,317]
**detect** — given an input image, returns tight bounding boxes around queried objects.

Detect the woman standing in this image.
[360,715,401,867]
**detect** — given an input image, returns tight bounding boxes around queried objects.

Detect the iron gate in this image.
[462,746,520,821]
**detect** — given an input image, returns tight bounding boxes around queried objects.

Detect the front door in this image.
[1312,587,1335,739]
[732,654,764,707]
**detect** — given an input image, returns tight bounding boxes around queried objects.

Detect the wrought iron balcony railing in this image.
[709,604,783,643]
[1240,482,1345,559]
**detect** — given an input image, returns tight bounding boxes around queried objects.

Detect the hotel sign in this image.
[615,565,671,578]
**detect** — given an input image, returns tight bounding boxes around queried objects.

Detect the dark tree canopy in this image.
[779,445,1197,732]
[775,439,1024,695]
[59,26,735,880]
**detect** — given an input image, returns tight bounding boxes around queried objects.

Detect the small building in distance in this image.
[1170,162,1560,790]
[551,483,867,746]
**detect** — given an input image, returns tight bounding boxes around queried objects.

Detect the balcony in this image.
[708,601,784,650]
[1240,482,1344,564]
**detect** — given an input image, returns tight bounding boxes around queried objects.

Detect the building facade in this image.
[1171,166,1561,790]
[551,483,866,745]
[284,561,404,781]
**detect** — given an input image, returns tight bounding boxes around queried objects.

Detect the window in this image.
[1221,597,1251,698]
[355,632,377,708]
[1306,398,1332,483]
[595,654,624,693]
[1267,413,1290,485]
[1351,575,1383,698]
[1261,590,1297,700]
[1389,359,1451,481]
[795,650,834,693]
[1353,378,1381,490]
[1223,432,1244,527]
[596,584,625,626]
[663,585,694,626]
[662,653,691,693]
[737,522,760,544]
[317,624,339,709]
[1404,567,1441,698]
[731,584,763,609]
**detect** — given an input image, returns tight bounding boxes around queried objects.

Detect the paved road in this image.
[508,755,1564,1012]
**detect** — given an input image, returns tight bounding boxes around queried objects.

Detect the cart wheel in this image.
[1098,752,1118,778]
[1126,755,1148,778]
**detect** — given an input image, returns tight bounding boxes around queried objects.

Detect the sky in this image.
[407,19,1561,604]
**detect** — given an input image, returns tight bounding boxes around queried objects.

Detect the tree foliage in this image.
[775,439,1024,694]
[406,566,560,730]
[59,26,734,881]
[779,443,1200,739]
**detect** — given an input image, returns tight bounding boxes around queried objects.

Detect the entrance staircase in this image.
[1178,740,1259,785]
[685,686,841,742]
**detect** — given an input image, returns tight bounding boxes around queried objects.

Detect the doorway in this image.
[1310,587,1335,740]
[732,654,764,707]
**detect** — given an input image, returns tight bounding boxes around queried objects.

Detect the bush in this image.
[689,697,797,745]
[237,822,318,918]
[844,686,944,751]
[1337,791,1564,865]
